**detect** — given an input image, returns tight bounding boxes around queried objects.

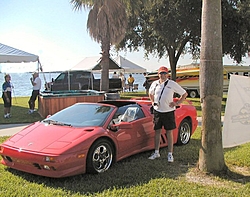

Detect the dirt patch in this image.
[186,168,229,187]
[185,166,249,188]
[231,166,250,176]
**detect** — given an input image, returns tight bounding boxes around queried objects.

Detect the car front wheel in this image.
[176,119,191,145]
[86,139,114,174]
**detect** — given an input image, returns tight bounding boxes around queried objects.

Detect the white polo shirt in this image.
[33,77,41,90]
[149,79,186,113]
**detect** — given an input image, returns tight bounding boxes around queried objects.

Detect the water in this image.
[0,72,146,97]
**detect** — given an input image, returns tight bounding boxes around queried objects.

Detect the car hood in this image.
[3,122,97,153]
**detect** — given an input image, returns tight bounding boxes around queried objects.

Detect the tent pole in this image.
[38,60,49,90]
[68,70,70,91]
[92,71,94,89]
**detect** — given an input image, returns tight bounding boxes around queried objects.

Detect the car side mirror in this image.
[108,122,132,132]
[118,122,132,129]
[108,124,118,132]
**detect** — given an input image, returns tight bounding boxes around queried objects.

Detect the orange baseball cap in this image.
[158,66,169,73]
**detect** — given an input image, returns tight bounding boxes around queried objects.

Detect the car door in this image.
[112,106,153,158]
[52,73,67,90]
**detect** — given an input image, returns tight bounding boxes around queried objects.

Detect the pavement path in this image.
[0,117,224,137]
[0,123,29,137]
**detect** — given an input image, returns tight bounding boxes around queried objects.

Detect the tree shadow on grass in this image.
[0,103,42,124]
[5,138,250,196]
[5,139,200,194]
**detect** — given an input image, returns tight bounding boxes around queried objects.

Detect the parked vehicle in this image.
[146,64,250,98]
[47,70,122,92]
[0,99,198,178]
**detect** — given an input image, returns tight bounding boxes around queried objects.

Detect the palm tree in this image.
[199,0,227,173]
[70,0,128,91]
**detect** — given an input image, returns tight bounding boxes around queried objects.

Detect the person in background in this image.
[2,74,12,118]
[127,74,135,91]
[28,72,41,114]
[112,71,119,78]
[119,72,126,92]
[143,72,150,95]
[148,66,188,162]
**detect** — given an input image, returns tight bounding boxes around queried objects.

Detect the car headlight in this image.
[44,156,55,162]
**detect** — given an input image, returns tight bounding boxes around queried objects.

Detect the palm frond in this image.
[70,0,93,11]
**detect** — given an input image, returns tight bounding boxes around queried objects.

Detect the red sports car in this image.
[0,99,198,178]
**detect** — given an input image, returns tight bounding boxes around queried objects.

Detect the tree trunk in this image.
[168,48,178,81]
[199,0,227,173]
[100,39,110,92]
[168,36,190,82]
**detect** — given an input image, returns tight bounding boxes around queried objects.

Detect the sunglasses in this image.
[159,72,168,75]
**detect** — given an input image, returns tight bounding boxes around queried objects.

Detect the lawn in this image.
[0,128,249,197]
[0,96,42,124]
[1,93,249,197]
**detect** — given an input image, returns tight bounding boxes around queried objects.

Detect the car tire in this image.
[86,139,114,174]
[189,90,198,98]
[176,119,191,145]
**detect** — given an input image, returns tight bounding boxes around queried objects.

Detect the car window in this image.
[120,107,139,122]
[112,104,145,123]
[81,72,92,79]
[74,72,92,79]
[43,103,114,127]
[55,73,66,82]
[76,74,82,79]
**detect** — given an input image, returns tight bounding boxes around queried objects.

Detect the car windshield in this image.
[42,103,114,127]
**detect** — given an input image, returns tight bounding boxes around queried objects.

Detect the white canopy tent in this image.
[0,43,49,88]
[70,56,123,90]
[0,43,39,63]
[115,56,147,74]
[71,56,122,71]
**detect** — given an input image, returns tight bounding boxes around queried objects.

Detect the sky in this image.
[0,0,249,73]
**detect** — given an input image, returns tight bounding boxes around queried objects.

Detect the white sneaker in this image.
[28,110,34,114]
[148,152,160,160]
[168,154,174,162]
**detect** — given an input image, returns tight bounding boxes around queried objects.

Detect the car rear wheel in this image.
[176,119,191,145]
[189,90,198,98]
[86,139,114,174]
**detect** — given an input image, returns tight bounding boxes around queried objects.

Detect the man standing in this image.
[28,72,41,114]
[143,72,150,95]
[2,74,12,118]
[127,74,135,91]
[119,72,126,92]
[148,66,188,162]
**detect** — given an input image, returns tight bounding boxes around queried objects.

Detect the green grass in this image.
[1,94,249,196]
[0,97,42,124]
[120,91,149,99]
[188,96,227,117]
[0,128,249,197]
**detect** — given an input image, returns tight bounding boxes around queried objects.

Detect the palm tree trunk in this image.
[199,0,227,173]
[100,39,110,92]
